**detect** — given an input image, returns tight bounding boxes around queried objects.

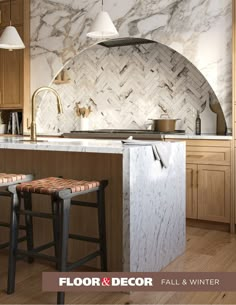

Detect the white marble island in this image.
[0,137,185,272]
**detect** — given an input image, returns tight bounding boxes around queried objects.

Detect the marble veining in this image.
[123,142,186,271]
[31,0,232,129]
[36,42,225,135]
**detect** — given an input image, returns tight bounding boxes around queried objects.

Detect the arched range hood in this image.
[98,37,156,48]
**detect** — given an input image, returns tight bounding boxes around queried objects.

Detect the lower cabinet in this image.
[186,163,230,223]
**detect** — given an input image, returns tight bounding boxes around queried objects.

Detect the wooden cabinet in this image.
[0,0,29,112]
[0,26,23,109]
[187,163,230,223]
[0,0,23,27]
[198,165,230,222]
[185,140,231,223]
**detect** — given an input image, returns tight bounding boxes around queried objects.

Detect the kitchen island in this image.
[0,137,185,272]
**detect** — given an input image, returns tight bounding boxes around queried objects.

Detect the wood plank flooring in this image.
[0,226,236,304]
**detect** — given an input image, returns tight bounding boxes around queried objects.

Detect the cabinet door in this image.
[0,26,23,109]
[186,164,198,219]
[0,40,3,106]
[0,0,23,27]
[198,165,230,223]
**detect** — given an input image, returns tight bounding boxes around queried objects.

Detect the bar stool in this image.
[8,176,108,304]
[0,173,34,288]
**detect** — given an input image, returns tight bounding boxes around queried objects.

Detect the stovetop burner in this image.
[70,129,185,134]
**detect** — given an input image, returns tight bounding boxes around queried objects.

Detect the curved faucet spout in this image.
[31,86,63,142]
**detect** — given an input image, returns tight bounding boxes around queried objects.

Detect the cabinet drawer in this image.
[186,146,230,165]
[0,0,23,28]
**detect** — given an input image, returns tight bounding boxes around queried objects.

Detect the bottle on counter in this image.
[195,111,201,135]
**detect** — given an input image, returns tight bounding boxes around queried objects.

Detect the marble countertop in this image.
[0,136,126,154]
[164,134,232,140]
[0,136,178,154]
[0,134,230,155]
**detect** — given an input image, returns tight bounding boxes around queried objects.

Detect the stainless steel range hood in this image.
[98,37,156,48]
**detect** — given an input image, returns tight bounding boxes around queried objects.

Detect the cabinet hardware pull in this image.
[0,10,1,25]
[187,155,204,159]
[191,170,193,188]
[27,118,31,130]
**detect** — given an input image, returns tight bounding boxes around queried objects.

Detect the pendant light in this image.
[0,0,25,51]
[87,0,119,39]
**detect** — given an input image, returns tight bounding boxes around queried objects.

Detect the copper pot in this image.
[150,115,180,132]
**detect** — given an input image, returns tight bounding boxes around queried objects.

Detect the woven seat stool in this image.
[0,173,34,292]
[8,176,108,304]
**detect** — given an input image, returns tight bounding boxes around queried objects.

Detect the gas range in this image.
[69,129,185,135]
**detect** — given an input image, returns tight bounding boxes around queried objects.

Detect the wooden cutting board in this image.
[201,100,217,134]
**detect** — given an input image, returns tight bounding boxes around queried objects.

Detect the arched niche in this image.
[37,38,226,135]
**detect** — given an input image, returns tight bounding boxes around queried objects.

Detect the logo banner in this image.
[42,272,236,292]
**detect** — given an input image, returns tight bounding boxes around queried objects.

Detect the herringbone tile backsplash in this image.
[36,42,224,134]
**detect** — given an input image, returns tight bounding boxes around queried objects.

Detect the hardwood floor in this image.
[0,226,236,304]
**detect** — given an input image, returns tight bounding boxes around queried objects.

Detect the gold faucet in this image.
[30,86,63,141]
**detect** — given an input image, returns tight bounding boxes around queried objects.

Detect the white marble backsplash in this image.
[31,0,232,131]
[36,42,224,134]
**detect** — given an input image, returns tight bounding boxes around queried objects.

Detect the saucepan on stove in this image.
[149,114,180,132]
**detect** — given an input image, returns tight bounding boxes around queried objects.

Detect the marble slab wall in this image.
[31,0,232,132]
[36,42,223,134]
[122,142,186,271]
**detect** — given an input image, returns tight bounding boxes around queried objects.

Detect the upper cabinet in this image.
[0,0,23,27]
[0,0,29,111]
[0,26,23,109]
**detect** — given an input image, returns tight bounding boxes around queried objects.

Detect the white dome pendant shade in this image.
[87,11,119,39]
[0,25,25,50]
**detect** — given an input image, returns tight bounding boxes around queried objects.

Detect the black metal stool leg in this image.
[24,192,34,263]
[57,198,71,305]
[7,186,20,294]
[97,186,107,271]
[51,197,60,267]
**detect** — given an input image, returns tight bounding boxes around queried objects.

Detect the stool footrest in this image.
[69,233,100,243]
[0,236,27,249]
[71,200,97,208]
[66,250,101,271]
[0,221,26,230]
[18,210,56,219]
[17,245,57,263]
[31,241,56,254]
[17,241,55,256]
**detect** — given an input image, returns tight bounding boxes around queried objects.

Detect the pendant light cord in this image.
[9,0,12,25]
[102,0,104,11]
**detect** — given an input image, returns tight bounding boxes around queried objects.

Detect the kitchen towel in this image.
[122,138,171,168]
[152,142,171,168]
